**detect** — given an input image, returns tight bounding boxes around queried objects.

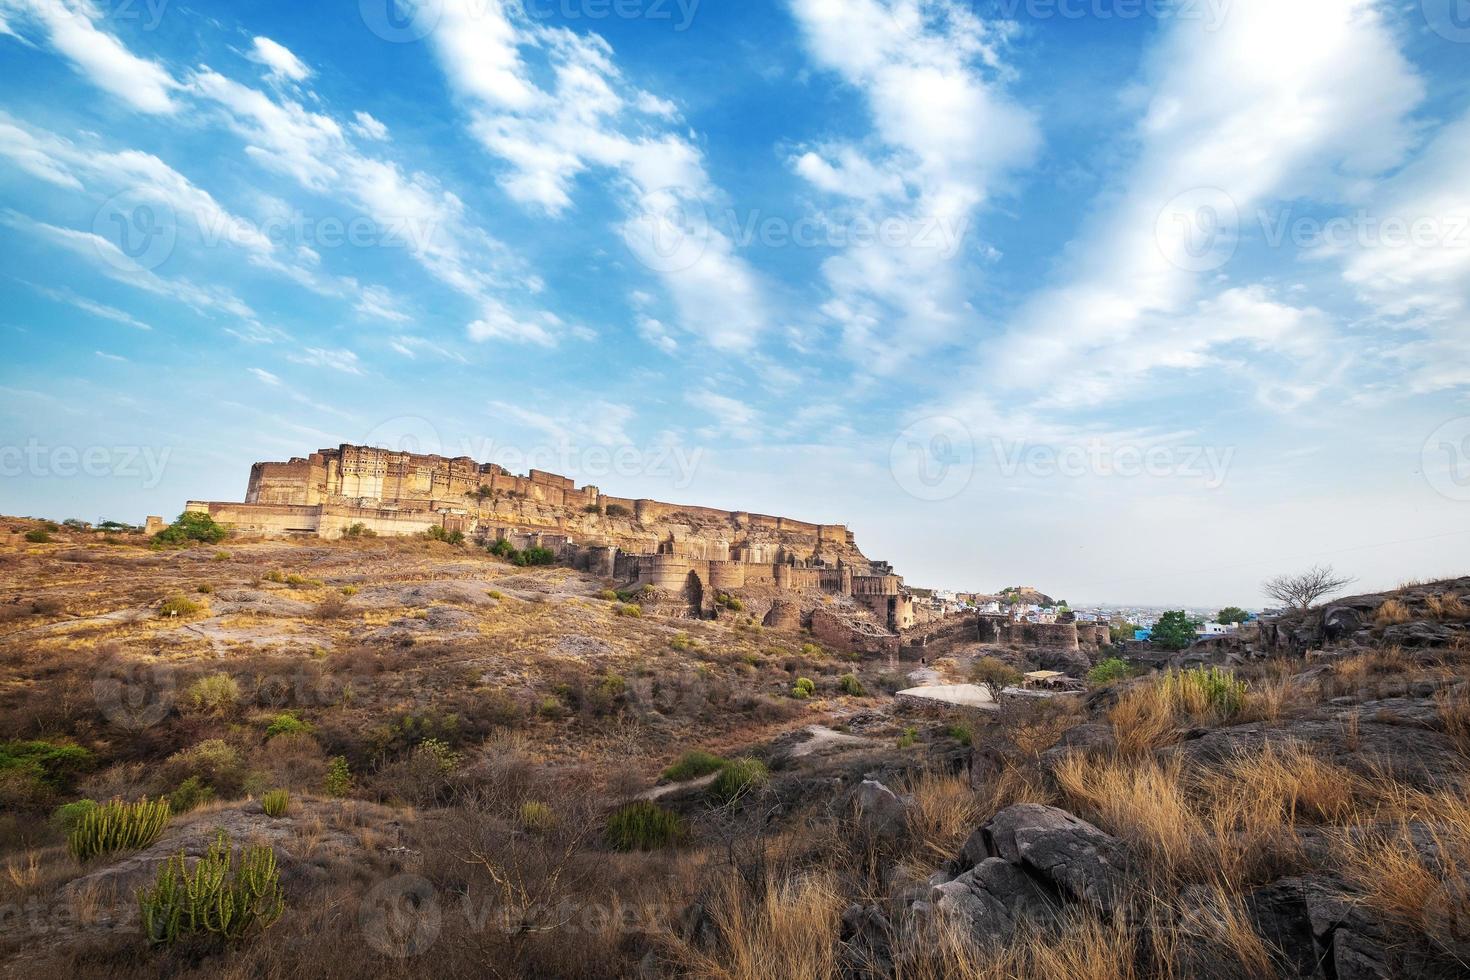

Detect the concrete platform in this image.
[895,684,998,710]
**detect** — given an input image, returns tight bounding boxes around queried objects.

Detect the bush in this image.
[946,724,973,746]
[68,797,171,861]
[670,633,697,651]
[614,604,642,618]
[184,673,240,715]
[158,596,204,618]
[662,750,727,782]
[24,529,52,544]
[261,789,289,818]
[164,740,246,798]
[0,739,94,791]
[515,546,557,567]
[708,757,768,804]
[264,712,312,739]
[343,522,376,539]
[1162,666,1247,720]
[605,801,686,851]
[792,677,815,699]
[138,830,284,945]
[598,589,619,601]
[838,673,865,696]
[323,756,352,797]
[425,525,466,546]
[519,801,554,833]
[604,503,632,519]
[168,776,214,813]
[52,799,98,834]
[970,656,1021,696]
[1088,658,1132,686]
[153,511,229,545]
[898,726,919,749]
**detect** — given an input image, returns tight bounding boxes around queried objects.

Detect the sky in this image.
[0,0,1468,608]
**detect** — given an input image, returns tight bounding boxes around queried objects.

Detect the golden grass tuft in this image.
[666,872,842,980]
[1374,599,1412,626]
[905,772,985,864]
[1108,681,1181,757]
[1426,593,1470,620]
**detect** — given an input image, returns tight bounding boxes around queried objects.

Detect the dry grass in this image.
[1438,688,1470,755]
[665,871,843,980]
[1374,599,1413,626]
[1426,593,1470,621]
[1109,681,1181,757]
[905,772,985,864]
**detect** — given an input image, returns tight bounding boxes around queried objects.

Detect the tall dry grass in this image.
[664,871,843,980]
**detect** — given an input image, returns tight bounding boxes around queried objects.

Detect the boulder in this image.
[974,804,1127,913]
[920,858,1057,944]
[1322,606,1364,642]
[853,779,909,837]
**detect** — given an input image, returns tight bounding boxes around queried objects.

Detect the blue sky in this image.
[1,0,1468,607]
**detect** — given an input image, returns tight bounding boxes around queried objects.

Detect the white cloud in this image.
[351,110,389,141]
[249,36,311,83]
[488,399,635,445]
[420,0,767,351]
[389,335,468,363]
[685,390,761,440]
[0,0,177,113]
[26,283,152,330]
[248,368,283,386]
[286,347,364,375]
[787,0,1039,363]
[983,0,1423,409]
[94,350,126,362]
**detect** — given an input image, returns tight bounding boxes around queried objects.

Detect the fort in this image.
[184,444,921,632]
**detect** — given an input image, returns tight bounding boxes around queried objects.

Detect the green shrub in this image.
[68,797,171,861]
[515,546,557,567]
[137,830,283,945]
[488,538,517,559]
[196,584,213,595]
[153,511,229,546]
[425,525,466,546]
[212,550,232,561]
[340,585,359,596]
[946,724,973,746]
[605,801,686,851]
[164,740,245,798]
[323,756,352,797]
[897,726,919,749]
[1088,658,1132,685]
[158,596,204,618]
[1162,666,1247,719]
[838,673,865,696]
[670,633,697,651]
[792,677,816,699]
[661,750,727,782]
[615,604,642,618]
[284,574,321,588]
[24,529,52,544]
[519,801,554,833]
[184,673,240,714]
[598,589,619,601]
[264,712,312,739]
[708,757,768,804]
[52,799,98,834]
[0,740,93,790]
[343,522,376,538]
[168,776,214,814]
[261,789,289,818]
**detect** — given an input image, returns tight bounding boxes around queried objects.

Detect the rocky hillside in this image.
[1,520,1467,979]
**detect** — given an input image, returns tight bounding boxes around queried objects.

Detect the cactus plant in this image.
[261,789,289,818]
[67,797,171,861]
[137,830,284,945]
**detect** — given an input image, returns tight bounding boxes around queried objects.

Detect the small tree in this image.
[1262,565,1357,611]
[1216,606,1250,625]
[969,656,1021,699]
[154,512,229,545]
[1150,610,1196,651]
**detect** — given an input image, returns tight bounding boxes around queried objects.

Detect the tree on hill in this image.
[1217,606,1250,625]
[1263,565,1356,611]
[1150,610,1196,651]
[153,512,229,545]
[969,656,1021,700]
